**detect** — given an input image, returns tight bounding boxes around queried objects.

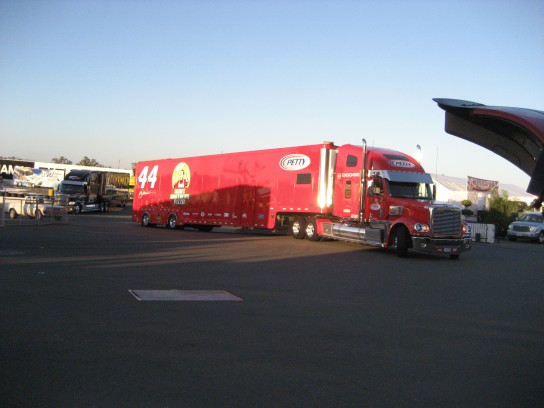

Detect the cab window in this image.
[346,155,358,167]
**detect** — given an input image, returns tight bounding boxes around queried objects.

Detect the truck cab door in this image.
[366,175,387,221]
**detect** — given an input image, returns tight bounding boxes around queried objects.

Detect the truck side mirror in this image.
[433,184,436,200]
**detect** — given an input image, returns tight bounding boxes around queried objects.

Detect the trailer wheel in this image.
[395,227,410,257]
[9,208,17,219]
[291,216,307,239]
[305,219,320,242]
[141,212,151,227]
[167,214,177,229]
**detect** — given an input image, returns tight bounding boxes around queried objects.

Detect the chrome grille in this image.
[431,207,461,235]
[513,225,530,232]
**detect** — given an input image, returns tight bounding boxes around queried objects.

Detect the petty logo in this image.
[170,162,191,204]
[279,154,311,171]
[388,160,414,168]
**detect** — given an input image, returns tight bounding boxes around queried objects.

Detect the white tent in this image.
[432,174,536,210]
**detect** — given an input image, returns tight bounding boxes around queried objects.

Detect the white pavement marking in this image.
[128,289,243,301]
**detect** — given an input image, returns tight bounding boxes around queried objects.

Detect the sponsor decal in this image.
[279,154,311,171]
[370,203,381,211]
[170,162,191,204]
[388,160,415,168]
[138,190,155,199]
[338,172,360,178]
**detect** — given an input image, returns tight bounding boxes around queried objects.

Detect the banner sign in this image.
[467,176,499,192]
[1,159,34,176]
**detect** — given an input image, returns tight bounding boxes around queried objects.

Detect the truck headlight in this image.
[414,223,430,232]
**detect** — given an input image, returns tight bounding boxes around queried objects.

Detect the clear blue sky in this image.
[1,0,542,189]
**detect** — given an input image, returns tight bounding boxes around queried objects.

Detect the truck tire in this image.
[74,203,82,214]
[291,216,306,239]
[167,214,177,229]
[395,227,410,257]
[35,209,43,221]
[305,219,320,242]
[141,212,151,227]
[9,208,17,219]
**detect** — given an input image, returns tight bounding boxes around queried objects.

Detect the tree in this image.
[461,199,474,219]
[483,191,519,237]
[52,156,73,164]
[77,156,103,167]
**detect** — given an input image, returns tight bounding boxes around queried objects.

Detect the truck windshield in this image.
[59,184,84,194]
[388,181,433,199]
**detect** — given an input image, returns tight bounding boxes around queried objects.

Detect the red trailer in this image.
[133,141,471,258]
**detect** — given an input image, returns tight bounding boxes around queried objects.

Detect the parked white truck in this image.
[1,191,51,220]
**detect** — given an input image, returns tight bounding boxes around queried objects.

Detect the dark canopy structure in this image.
[433,98,544,207]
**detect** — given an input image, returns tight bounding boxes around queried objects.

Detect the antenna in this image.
[435,147,438,177]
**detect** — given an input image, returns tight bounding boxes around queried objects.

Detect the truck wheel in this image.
[9,208,17,219]
[141,212,151,227]
[305,219,320,242]
[35,209,43,221]
[167,214,177,229]
[291,216,306,239]
[74,203,82,214]
[395,227,410,257]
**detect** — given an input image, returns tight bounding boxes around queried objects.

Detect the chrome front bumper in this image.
[412,237,471,254]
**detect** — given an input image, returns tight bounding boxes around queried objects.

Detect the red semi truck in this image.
[132,141,471,258]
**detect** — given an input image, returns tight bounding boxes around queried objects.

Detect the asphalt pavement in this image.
[1,210,543,407]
